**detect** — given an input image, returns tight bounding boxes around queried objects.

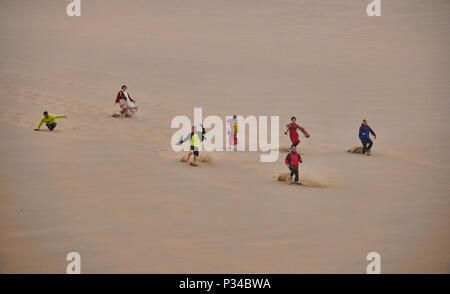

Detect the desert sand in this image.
[0,0,449,273]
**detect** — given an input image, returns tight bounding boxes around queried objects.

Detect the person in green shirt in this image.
[177,124,206,166]
[34,111,67,131]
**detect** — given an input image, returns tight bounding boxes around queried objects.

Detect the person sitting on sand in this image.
[34,111,67,131]
[114,85,138,117]
[359,119,376,155]
[285,146,302,183]
[284,116,310,148]
[178,124,206,166]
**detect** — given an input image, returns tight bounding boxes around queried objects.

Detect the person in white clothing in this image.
[114,85,138,117]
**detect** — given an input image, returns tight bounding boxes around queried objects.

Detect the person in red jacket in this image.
[285,146,303,183]
[284,116,310,148]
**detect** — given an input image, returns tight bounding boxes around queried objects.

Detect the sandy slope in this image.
[0,0,449,273]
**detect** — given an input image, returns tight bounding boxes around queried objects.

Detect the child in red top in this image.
[285,146,302,183]
[284,116,310,148]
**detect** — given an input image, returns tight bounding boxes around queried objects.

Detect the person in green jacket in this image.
[34,111,67,131]
[178,124,206,166]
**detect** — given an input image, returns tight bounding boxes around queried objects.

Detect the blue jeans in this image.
[289,165,299,182]
[46,122,57,131]
[360,138,373,154]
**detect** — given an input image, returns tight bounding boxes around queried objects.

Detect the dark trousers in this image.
[46,122,57,131]
[360,138,373,154]
[289,165,299,182]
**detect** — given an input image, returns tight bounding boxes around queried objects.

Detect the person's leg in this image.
[193,151,199,164]
[47,123,57,131]
[367,138,373,151]
[119,100,127,117]
[361,139,368,154]
[289,165,295,179]
[294,167,299,182]
[187,151,193,161]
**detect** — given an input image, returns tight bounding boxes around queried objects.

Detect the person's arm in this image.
[359,126,364,138]
[35,117,45,130]
[178,134,190,145]
[128,93,136,103]
[369,126,376,138]
[200,125,206,141]
[54,115,66,119]
[284,124,290,135]
[299,154,303,163]
[298,125,310,138]
[285,153,291,166]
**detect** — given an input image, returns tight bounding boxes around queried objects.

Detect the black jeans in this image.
[360,138,373,154]
[289,165,299,182]
[46,122,57,131]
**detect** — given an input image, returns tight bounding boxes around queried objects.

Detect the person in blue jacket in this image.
[359,119,376,155]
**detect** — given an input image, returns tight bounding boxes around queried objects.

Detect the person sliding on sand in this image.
[34,111,67,131]
[227,115,238,151]
[285,146,302,183]
[284,116,310,148]
[114,85,138,117]
[359,119,376,156]
[232,115,238,147]
[178,125,206,166]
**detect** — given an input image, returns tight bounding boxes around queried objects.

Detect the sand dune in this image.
[0,0,449,273]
